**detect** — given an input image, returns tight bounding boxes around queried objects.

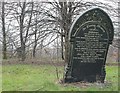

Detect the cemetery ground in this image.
[2,59,119,91]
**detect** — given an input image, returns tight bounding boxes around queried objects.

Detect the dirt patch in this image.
[58,79,112,89]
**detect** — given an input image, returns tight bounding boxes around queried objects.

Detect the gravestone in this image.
[64,8,114,83]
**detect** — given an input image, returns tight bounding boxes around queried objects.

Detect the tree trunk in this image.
[33,14,38,58]
[33,45,36,58]
[21,43,26,61]
[64,36,69,63]
[40,40,43,57]
[20,2,26,61]
[2,2,7,59]
[61,2,72,63]
[33,33,37,58]
[61,29,64,60]
[118,38,120,62]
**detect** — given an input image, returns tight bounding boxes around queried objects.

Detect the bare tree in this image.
[7,2,34,61]
[42,0,118,64]
[1,2,7,59]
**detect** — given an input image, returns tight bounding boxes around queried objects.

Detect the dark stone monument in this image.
[64,8,114,83]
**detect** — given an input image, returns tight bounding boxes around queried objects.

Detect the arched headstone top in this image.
[69,8,114,44]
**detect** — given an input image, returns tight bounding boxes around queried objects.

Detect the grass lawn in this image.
[2,64,119,91]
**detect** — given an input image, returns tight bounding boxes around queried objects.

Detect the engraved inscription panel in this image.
[72,23,108,63]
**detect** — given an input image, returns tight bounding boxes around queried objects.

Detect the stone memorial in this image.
[64,8,114,83]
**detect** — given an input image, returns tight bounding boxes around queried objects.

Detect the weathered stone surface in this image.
[64,8,114,83]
